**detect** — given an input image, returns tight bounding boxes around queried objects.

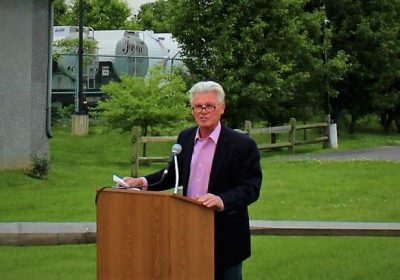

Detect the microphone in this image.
[169,144,182,162]
[164,144,182,174]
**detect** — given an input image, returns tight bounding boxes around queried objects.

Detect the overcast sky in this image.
[125,0,156,14]
[65,0,155,15]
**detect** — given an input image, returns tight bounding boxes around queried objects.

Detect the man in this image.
[123,81,262,279]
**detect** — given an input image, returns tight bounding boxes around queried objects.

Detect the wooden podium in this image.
[96,189,214,279]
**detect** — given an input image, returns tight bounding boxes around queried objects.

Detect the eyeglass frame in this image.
[191,104,219,113]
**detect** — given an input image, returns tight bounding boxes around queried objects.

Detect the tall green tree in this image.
[136,0,171,32]
[168,0,348,127]
[53,0,69,26]
[61,0,132,29]
[327,0,400,133]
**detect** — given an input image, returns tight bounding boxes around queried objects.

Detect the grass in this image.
[0,123,399,279]
[1,124,398,222]
[0,245,96,280]
[251,160,400,221]
[246,236,400,280]
[1,237,399,280]
[0,125,170,222]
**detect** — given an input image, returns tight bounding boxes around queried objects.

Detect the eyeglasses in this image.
[192,104,217,113]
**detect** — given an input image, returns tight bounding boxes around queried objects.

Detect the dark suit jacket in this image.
[145,124,262,269]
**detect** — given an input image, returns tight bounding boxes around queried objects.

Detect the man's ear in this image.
[221,103,226,115]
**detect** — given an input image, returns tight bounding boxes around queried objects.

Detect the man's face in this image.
[191,91,225,131]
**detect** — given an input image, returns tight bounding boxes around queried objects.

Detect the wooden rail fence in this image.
[244,114,331,152]
[131,115,332,177]
[131,126,177,177]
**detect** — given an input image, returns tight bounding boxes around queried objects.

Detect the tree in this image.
[53,37,98,66]
[168,0,348,127]
[53,0,69,26]
[97,65,189,137]
[61,0,132,30]
[136,1,171,32]
[327,0,400,133]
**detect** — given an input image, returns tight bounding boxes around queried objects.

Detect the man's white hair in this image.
[189,81,225,104]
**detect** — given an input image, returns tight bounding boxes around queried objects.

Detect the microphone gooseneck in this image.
[148,143,182,187]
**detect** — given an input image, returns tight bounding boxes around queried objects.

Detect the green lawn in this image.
[246,236,400,280]
[0,124,399,279]
[0,245,96,280]
[251,160,400,221]
[1,237,399,280]
[1,125,398,222]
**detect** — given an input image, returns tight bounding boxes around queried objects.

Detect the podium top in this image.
[96,188,206,208]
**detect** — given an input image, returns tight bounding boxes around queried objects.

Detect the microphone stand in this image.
[149,144,181,189]
[173,155,182,195]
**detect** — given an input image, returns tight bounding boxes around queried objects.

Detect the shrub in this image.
[51,102,74,125]
[27,153,49,179]
[96,65,189,135]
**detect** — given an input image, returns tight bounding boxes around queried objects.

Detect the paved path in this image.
[284,146,400,161]
[1,220,399,245]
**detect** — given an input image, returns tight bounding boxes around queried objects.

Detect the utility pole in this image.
[320,1,331,116]
[71,0,89,135]
[320,1,338,148]
[77,0,84,114]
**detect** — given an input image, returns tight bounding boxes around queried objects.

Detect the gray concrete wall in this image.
[0,0,51,169]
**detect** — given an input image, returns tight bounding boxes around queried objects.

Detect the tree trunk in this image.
[395,105,400,133]
[385,113,393,134]
[380,112,387,127]
[380,110,393,134]
[394,117,400,133]
[349,113,357,134]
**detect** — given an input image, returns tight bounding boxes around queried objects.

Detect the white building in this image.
[0,0,51,169]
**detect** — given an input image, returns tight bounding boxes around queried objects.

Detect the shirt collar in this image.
[195,122,221,144]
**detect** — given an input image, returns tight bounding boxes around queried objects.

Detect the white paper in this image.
[112,174,130,188]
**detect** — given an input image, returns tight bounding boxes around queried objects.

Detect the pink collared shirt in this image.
[186,122,221,199]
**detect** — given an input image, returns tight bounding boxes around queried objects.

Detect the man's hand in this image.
[122,177,144,188]
[197,193,224,211]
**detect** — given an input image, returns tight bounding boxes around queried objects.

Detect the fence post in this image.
[244,120,252,137]
[323,114,331,149]
[131,126,141,177]
[288,118,296,153]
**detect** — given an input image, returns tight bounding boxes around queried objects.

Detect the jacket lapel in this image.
[208,125,229,193]
[181,128,196,194]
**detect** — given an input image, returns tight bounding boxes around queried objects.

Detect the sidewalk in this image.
[284,146,400,161]
[1,220,400,245]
